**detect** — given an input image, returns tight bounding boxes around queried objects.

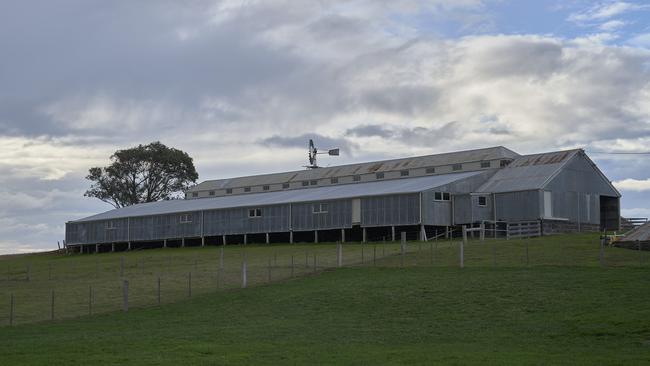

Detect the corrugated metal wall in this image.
[204,205,290,235]
[361,193,420,227]
[291,200,351,231]
[494,190,540,222]
[421,190,452,226]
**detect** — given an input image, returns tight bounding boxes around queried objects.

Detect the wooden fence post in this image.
[241,257,247,289]
[122,280,129,312]
[373,245,377,266]
[336,243,342,268]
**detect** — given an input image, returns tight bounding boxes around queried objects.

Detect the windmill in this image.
[305,139,339,169]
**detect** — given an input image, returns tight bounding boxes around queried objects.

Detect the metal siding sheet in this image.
[291,200,351,231]
[361,193,420,227]
[494,191,540,221]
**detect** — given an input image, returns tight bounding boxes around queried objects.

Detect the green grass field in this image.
[1,233,650,364]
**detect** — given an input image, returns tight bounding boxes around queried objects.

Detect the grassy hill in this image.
[1,234,650,364]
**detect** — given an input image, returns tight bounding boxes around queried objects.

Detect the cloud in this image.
[628,33,650,48]
[599,19,627,31]
[569,2,649,22]
[613,178,650,192]
[259,134,358,154]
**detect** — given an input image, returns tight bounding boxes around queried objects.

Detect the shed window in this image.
[330,177,338,184]
[226,188,233,194]
[426,167,435,174]
[209,190,215,196]
[282,183,290,189]
[313,203,329,213]
[263,185,270,191]
[353,175,361,182]
[244,187,251,192]
[500,160,510,168]
[434,192,451,201]
[452,164,462,171]
[400,170,409,177]
[376,172,385,179]
[478,196,487,207]
[302,181,309,187]
[248,208,262,218]
[310,180,318,186]
[105,221,117,230]
[480,161,491,168]
[192,192,198,198]
[179,214,192,224]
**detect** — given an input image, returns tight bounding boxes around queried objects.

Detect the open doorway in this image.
[600,196,620,231]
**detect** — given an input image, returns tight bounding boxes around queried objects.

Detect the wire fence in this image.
[0,232,646,326]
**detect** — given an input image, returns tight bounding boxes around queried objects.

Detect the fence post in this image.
[361,244,364,264]
[241,257,247,288]
[400,232,406,267]
[373,245,377,266]
[460,226,466,269]
[220,247,224,272]
[337,243,343,268]
[122,280,129,312]
[188,272,192,297]
[9,294,14,326]
[157,276,161,305]
[480,223,485,242]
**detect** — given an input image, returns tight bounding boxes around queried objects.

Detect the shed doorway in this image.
[600,196,620,231]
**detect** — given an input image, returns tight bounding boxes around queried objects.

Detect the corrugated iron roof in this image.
[476,149,581,193]
[73,171,484,223]
[187,146,518,192]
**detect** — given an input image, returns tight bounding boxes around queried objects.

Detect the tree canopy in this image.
[85,142,199,208]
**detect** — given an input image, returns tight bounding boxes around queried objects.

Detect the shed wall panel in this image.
[361,193,420,227]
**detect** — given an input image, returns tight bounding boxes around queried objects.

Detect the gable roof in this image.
[476,149,581,193]
[73,171,484,223]
[187,146,518,192]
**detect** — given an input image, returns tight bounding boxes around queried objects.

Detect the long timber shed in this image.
[65,146,621,253]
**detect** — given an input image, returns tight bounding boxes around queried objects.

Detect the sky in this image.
[1,0,650,254]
